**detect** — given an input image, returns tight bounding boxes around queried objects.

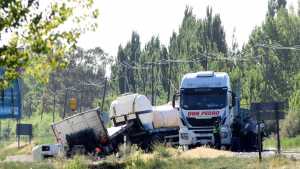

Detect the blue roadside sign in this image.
[0,68,22,119]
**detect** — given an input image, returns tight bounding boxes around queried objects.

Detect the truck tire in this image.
[183,145,189,151]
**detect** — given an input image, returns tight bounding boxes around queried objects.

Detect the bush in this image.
[282,92,300,137]
[64,156,88,169]
[153,143,171,158]
[118,143,139,159]
[125,150,166,169]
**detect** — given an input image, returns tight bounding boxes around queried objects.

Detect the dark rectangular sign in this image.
[16,124,32,136]
[256,111,285,120]
[251,102,285,120]
[251,102,285,112]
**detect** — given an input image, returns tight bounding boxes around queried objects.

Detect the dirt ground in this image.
[1,142,34,162]
[2,142,300,164]
[179,146,234,158]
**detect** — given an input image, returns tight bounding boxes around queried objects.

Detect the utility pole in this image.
[63,89,68,119]
[41,93,44,120]
[53,92,56,123]
[29,96,32,117]
[80,84,84,112]
[205,54,208,71]
[151,63,154,105]
[167,62,172,102]
[237,79,242,124]
[101,78,108,111]
[123,67,127,93]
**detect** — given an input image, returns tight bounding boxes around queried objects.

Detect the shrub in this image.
[153,143,171,158]
[64,156,88,169]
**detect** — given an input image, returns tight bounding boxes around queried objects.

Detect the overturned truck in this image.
[51,108,112,156]
[51,93,179,156]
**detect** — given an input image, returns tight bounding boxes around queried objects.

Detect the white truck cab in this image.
[173,71,235,148]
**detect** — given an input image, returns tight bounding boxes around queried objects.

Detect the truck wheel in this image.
[220,145,226,150]
[223,145,231,151]
[183,145,189,151]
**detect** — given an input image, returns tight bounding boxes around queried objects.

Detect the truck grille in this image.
[186,117,218,127]
[196,136,212,140]
[193,130,212,134]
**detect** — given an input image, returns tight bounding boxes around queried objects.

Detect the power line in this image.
[256,43,300,51]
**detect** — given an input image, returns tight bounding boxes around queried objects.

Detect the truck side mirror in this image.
[172,93,179,108]
[232,92,236,107]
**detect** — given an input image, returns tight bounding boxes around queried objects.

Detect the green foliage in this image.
[0,0,99,89]
[21,47,111,121]
[111,7,228,105]
[153,143,171,158]
[109,3,300,136]
[264,134,300,149]
[0,113,57,146]
[63,156,88,169]
[126,156,166,169]
[282,73,300,137]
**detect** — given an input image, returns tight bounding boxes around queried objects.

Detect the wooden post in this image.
[275,103,281,154]
[258,122,262,161]
[257,110,262,161]
[17,120,20,149]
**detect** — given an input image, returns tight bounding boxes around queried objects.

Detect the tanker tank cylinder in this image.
[109,94,154,130]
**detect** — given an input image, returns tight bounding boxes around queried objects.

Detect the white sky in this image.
[78,0,298,56]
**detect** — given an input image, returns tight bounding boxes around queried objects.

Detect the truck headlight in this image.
[180,133,189,140]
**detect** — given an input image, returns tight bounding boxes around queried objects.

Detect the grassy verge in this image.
[0,113,58,161]
[0,141,34,161]
[0,113,58,148]
[125,156,299,169]
[0,162,54,169]
[264,135,300,150]
[0,155,298,169]
[0,144,299,169]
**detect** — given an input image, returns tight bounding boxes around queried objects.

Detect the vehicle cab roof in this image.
[180,71,230,89]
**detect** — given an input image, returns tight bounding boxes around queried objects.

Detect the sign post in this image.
[275,103,281,154]
[256,110,262,161]
[16,123,33,148]
[251,102,285,160]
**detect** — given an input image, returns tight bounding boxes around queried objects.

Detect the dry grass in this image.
[179,146,234,159]
[1,143,300,169]
[0,142,33,161]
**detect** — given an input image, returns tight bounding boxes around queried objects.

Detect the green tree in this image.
[0,0,99,88]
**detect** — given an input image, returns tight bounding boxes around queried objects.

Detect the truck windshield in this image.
[180,88,227,110]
